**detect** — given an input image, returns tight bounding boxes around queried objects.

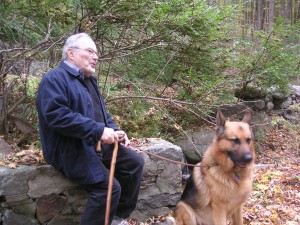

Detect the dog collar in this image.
[235,173,240,181]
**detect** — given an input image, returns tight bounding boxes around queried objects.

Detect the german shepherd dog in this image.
[167,110,255,225]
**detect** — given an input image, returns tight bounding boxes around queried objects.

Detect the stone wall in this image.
[0,138,184,225]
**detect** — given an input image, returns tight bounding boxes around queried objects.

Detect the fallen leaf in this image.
[8,163,17,169]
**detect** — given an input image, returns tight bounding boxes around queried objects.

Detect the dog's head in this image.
[214,109,255,169]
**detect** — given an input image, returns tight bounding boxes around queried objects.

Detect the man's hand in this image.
[115,130,130,147]
[100,127,117,144]
[100,129,130,147]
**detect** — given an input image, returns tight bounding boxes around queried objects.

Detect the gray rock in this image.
[61,188,87,215]
[0,166,35,196]
[47,214,80,225]
[2,209,39,225]
[28,165,78,198]
[266,102,274,111]
[0,137,14,156]
[281,96,293,109]
[6,197,36,217]
[290,85,300,97]
[244,100,266,110]
[176,127,215,164]
[133,138,183,221]
[131,207,171,223]
[268,86,290,108]
[219,103,250,117]
[36,193,67,223]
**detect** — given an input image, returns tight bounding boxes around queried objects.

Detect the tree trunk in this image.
[268,0,275,34]
[241,0,246,38]
[251,0,255,40]
[298,0,300,20]
[256,0,264,30]
[0,95,8,136]
[294,0,299,23]
[280,0,286,17]
[286,0,292,22]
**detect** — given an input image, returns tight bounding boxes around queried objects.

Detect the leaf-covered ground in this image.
[0,118,299,225]
[243,125,300,225]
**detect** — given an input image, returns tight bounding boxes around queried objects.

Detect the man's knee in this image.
[111,179,122,199]
[136,154,145,169]
[131,151,144,166]
[113,178,121,190]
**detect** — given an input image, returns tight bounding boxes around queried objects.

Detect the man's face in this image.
[67,37,99,77]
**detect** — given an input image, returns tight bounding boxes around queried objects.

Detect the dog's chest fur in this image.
[192,151,253,222]
[180,148,254,222]
[200,163,253,206]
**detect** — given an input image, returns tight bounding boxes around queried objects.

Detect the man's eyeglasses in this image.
[71,47,98,57]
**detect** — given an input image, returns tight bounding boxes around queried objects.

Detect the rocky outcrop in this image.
[176,84,300,164]
[0,138,14,156]
[0,138,184,225]
[132,139,183,220]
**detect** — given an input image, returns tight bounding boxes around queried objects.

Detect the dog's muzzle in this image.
[227,151,253,168]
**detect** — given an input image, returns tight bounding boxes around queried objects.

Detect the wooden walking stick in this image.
[104,139,119,225]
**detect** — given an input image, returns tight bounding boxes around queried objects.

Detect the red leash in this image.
[131,145,201,168]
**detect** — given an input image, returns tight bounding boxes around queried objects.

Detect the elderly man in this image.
[36,33,144,225]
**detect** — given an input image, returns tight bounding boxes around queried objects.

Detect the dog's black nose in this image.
[241,152,252,164]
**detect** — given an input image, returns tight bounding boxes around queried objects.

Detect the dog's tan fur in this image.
[167,110,255,225]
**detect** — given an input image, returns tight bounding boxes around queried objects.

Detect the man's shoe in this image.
[111,216,128,225]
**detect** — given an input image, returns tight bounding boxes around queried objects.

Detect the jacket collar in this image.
[60,60,85,80]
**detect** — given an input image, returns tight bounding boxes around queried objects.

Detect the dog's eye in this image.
[227,151,234,157]
[246,138,251,144]
[231,138,240,144]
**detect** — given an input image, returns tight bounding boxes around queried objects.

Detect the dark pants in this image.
[80,144,144,225]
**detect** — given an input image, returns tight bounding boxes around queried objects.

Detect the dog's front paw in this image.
[165,216,176,225]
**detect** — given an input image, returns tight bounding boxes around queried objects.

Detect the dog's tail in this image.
[166,216,176,225]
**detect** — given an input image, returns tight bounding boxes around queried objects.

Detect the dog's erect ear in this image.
[216,109,226,136]
[242,110,252,125]
[216,109,226,127]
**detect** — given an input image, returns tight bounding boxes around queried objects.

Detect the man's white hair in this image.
[62,33,94,60]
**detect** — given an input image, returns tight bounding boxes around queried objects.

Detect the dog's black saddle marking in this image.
[180,174,198,207]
